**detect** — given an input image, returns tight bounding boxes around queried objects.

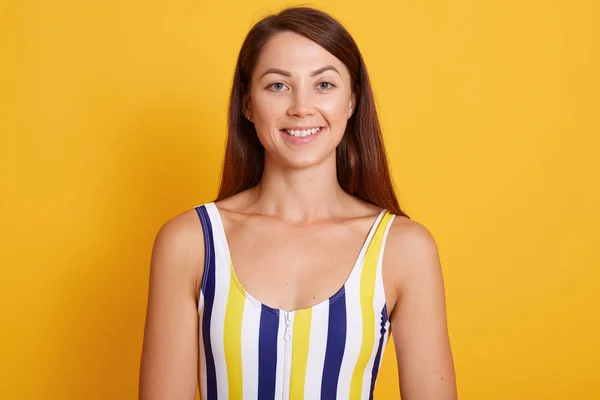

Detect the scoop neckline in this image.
[207,202,386,315]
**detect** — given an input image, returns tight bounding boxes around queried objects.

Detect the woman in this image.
[140,6,457,400]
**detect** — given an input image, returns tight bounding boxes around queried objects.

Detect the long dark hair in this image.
[216,6,409,218]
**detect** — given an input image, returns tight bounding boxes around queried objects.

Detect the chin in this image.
[261,133,341,170]
[276,150,336,170]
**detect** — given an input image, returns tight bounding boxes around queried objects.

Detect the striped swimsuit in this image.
[195,202,396,400]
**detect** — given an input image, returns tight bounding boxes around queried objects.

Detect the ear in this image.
[243,94,253,122]
[348,92,356,119]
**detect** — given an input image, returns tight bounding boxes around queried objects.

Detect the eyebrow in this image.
[260,65,341,78]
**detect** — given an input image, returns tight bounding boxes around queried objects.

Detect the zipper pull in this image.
[284,311,293,341]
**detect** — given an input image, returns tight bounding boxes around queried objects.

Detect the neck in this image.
[248,153,352,222]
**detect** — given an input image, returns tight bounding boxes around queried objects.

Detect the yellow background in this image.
[1,0,599,398]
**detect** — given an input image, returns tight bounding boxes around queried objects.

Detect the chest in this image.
[223,218,369,311]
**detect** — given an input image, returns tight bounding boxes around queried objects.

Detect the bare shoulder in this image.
[151,208,205,300]
[153,208,205,261]
[140,207,205,399]
[383,216,444,299]
[386,216,440,266]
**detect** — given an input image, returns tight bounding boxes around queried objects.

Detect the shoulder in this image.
[154,207,205,254]
[385,215,439,265]
[383,215,443,295]
[150,207,206,300]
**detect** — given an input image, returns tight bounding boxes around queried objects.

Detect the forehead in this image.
[253,31,348,78]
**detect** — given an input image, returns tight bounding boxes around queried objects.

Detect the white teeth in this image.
[284,127,321,137]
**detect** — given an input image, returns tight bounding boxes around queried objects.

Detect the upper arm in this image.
[139,210,204,400]
[385,219,457,400]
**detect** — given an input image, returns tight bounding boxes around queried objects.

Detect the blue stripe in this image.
[369,304,389,400]
[321,287,347,398]
[195,206,218,400]
[258,305,279,399]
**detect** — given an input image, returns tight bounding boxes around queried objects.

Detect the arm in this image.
[139,211,204,400]
[386,219,457,399]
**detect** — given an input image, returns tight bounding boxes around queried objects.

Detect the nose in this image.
[287,88,315,118]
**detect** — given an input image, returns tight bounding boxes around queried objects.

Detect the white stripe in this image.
[282,311,294,399]
[209,206,231,399]
[241,298,260,398]
[274,313,285,399]
[198,289,205,311]
[303,301,329,399]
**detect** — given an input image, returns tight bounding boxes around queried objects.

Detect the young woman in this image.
[139,6,457,400]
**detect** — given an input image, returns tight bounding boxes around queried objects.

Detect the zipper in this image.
[282,310,294,399]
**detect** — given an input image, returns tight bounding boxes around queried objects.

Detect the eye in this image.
[268,82,287,91]
[317,81,334,90]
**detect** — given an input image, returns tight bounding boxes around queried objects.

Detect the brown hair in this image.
[216,6,409,218]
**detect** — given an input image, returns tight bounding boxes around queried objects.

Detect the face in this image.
[244,31,356,169]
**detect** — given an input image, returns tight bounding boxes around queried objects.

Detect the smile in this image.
[282,127,322,138]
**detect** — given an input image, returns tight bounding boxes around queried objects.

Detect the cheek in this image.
[251,92,283,125]
[249,93,286,147]
[317,95,351,125]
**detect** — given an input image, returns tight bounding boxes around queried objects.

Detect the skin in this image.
[139,31,457,399]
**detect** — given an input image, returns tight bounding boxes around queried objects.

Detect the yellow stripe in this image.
[350,211,394,399]
[289,308,313,400]
[223,261,245,399]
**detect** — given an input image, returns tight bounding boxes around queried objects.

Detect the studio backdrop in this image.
[1,0,598,399]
